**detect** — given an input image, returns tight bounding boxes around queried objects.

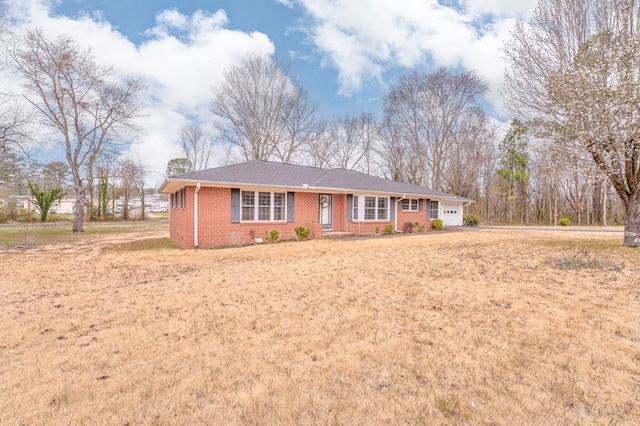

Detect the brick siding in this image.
[169,187,433,248]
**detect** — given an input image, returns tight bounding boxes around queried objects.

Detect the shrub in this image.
[294,226,310,240]
[559,216,571,226]
[414,222,425,232]
[402,221,414,233]
[463,214,479,226]
[431,218,443,230]
[16,213,38,223]
[551,246,621,271]
[0,211,12,223]
[384,224,394,234]
[265,229,279,243]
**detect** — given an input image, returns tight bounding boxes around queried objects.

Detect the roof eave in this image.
[159,177,472,202]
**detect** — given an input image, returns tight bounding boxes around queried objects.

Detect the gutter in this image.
[159,177,467,201]
[194,182,201,247]
[395,194,406,233]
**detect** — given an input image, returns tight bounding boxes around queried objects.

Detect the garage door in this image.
[442,204,461,226]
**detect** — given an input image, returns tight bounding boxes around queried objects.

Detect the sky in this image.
[3,0,538,186]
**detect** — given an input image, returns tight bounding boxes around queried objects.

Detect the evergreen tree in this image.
[496,119,529,223]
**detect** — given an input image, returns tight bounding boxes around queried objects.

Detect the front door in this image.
[319,194,332,230]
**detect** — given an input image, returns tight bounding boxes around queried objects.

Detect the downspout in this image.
[194,183,201,247]
[395,194,406,233]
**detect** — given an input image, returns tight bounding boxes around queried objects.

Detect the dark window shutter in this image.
[426,199,430,219]
[231,188,240,223]
[390,197,395,221]
[419,199,423,211]
[287,192,294,222]
[347,194,353,222]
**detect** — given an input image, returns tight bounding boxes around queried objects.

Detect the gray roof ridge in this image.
[249,159,329,172]
[312,168,338,186]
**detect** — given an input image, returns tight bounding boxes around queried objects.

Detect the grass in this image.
[103,237,180,252]
[0,217,169,248]
[1,226,640,424]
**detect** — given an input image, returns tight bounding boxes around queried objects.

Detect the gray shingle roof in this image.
[160,160,472,202]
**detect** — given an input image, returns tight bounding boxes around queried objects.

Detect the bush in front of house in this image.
[414,222,425,232]
[384,224,395,234]
[265,229,280,242]
[403,221,414,233]
[559,216,571,226]
[294,226,310,240]
[463,214,480,226]
[431,218,443,230]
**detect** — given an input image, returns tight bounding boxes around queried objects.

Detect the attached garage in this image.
[441,203,463,226]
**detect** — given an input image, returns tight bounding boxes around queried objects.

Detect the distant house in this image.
[50,197,78,215]
[158,161,473,248]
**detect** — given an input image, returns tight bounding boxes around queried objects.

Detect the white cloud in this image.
[463,0,538,18]
[293,0,536,112]
[274,0,295,8]
[5,0,275,185]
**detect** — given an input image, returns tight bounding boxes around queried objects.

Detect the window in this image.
[171,189,186,208]
[242,191,255,221]
[364,196,376,220]
[353,195,390,221]
[241,190,287,222]
[401,199,419,211]
[377,197,388,220]
[353,195,359,221]
[273,193,285,220]
[258,192,271,220]
[428,200,439,219]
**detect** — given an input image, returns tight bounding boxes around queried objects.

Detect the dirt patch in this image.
[1,227,639,424]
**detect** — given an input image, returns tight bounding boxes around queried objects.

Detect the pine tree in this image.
[496,119,529,224]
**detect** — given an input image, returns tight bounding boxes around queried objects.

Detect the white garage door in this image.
[442,204,462,226]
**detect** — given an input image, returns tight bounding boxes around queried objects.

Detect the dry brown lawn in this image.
[1,224,640,424]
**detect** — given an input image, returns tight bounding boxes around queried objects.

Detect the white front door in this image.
[319,194,332,229]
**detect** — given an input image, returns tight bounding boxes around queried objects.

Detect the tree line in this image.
[172,52,625,231]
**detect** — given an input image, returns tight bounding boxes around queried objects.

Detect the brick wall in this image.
[170,187,325,248]
[169,188,434,248]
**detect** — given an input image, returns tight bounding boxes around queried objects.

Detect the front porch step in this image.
[322,231,355,239]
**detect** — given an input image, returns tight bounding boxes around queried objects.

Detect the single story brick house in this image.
[158,160,473,248]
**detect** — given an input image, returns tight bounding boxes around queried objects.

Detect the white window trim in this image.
[428,200,439,220]
[401,198,419,211]
[352,195,390,221]
[240,190,287,222]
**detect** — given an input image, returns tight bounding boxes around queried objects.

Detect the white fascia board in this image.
[160,178,471,201]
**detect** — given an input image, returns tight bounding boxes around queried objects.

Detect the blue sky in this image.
[4,0,538,183]
[50,0,391,117]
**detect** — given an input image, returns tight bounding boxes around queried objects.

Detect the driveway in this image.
[478,225,624,233]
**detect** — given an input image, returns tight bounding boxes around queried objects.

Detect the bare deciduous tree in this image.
[383,69,491,191]
[325,113,376,172]
[505,0,640,246]
[178,122,212,171]
[0,97,30,157]
[115,157,140,220]
[211,54,318,163]
[6,29,145,232]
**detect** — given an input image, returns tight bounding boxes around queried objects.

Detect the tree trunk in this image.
[624,191,640,247]
[73,185,85,232]
[602,188,607,227]
[593,179,603,225]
